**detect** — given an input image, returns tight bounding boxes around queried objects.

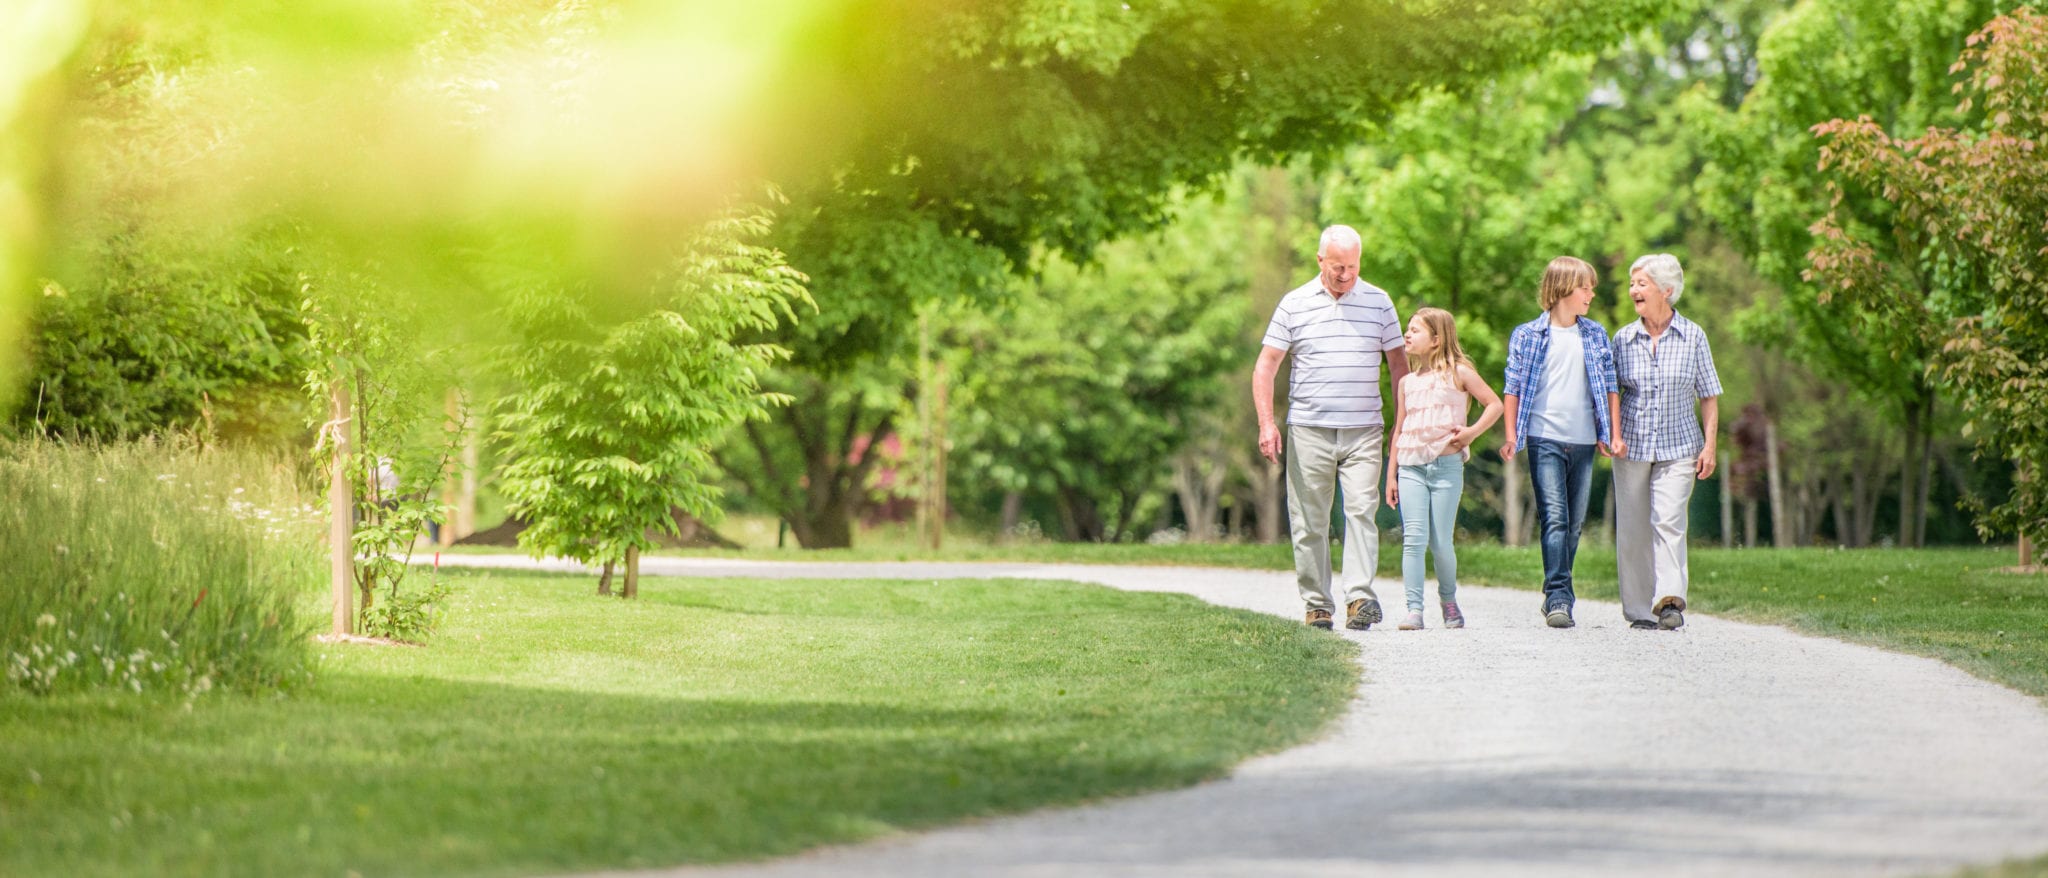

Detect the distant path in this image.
[444,555,2048,877]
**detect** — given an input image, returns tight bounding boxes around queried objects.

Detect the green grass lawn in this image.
[1454,545,2048,700]
[527,540,2048,700]
[0,571,1355,877]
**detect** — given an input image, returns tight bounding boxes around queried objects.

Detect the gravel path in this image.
[443,555,2048,877]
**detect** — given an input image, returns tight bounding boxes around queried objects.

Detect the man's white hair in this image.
[1318,224,1362,257]
[1630,253,1686,303]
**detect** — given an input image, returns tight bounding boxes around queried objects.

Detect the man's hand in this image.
[1259,422,1283,463]
[1696,442,1717,480]
[1610,436,1629,459]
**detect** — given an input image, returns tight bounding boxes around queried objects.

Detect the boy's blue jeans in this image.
[1397,454,1464,611]
[1527,437,1595,613]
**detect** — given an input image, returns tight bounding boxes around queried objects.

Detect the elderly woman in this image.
[1613,254,1724,630]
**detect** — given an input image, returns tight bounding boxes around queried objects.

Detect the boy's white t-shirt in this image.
[1526,325,1598,445]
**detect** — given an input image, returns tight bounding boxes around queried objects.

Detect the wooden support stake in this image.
[328,380,354,635]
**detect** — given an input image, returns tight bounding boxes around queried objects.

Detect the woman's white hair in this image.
[1318,224,1362,257]
[1630,253,1686,303]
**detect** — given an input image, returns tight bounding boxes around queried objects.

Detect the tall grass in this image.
[1,438,322,696]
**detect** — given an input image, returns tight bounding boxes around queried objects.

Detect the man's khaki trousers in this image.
[1287,424,1384,611]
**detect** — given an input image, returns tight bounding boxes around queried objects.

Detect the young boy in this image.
[1498,256,1624,628]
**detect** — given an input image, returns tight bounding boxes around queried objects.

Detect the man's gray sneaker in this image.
[1658,605,1686,630]
[1630,619,1659,630]
[1546,608,1575,628]
[1346,598,1383,630]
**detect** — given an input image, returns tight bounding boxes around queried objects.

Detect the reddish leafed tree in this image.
[1806,8,2048,543]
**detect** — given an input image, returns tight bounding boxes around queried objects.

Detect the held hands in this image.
[1259,422,1283,463]
[1599,436,1630,459]
[1443,427,1476,455]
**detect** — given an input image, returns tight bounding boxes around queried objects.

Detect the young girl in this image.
[1384,307,1503,630]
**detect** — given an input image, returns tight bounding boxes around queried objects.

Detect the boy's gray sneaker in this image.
[1545,608,1575,628]
[1346,598,1383,630]
[1658,605,1686,630]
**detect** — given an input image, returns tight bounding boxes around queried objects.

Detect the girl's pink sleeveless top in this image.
[1394,369,1470,466]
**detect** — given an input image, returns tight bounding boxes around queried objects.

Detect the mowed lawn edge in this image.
[565,541,2048,699]
[0,571,1357,878]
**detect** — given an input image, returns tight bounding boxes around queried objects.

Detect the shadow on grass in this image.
[3,671,1235,878]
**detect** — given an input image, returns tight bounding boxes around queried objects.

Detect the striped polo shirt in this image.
[1261,278,1406,428]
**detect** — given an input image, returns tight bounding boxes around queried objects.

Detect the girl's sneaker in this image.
[1442,601,1466,629]
[1398,610,1425,630]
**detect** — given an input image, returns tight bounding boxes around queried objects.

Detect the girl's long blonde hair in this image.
[1410,306,1473,377]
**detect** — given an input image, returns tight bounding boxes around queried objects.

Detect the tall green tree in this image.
[945,197,1250,543]
[1695,0,2018,546]
[1807,8,2048,544]
[732,0,1677,546]
[495,207,809,593]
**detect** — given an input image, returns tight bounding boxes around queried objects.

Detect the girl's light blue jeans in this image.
[1397,453,1464,611]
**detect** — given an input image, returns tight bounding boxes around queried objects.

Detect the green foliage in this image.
[0,571,1354,876]
[18,225,312,443]
[1807,9,2048,541]
[0,437,319,696]
[1695,0,2001,394]
[729,0,1676,546]
[358,576,453,643]
[301,258,467,630]
[947,194,1250,542]
[495,205,810,572]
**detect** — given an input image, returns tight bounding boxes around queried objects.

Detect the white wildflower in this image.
[35,613,56,628]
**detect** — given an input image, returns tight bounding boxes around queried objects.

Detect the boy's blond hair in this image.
[1539,256,1598,312]
[1409,306,1473,377]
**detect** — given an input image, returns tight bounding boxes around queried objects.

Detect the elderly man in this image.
[1255,225,1410,630]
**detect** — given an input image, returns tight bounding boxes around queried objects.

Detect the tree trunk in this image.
[1719,452,1734,548]
[1255,457,1285,544]
[1899,400,1921,548]
[1599,478,1615,548]
[1173,454,1228,542]
[1057,486,1106,542]
[1742,498,1758,548]
[327,380,354,635]
[623,546,640,599]
[2022,534,2035,568]
[1908,392,1925,544]
[999,491,1023,542]
[1111,489,1139,543]
[1504,452,1524,547]
[1850,452,1877,547]
[1795,478,1815,547]
[1835,474,1851,544]
[598,560,614,596]
[1766,419,1789,547]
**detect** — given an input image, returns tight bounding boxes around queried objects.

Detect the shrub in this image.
[0,438,321,696]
